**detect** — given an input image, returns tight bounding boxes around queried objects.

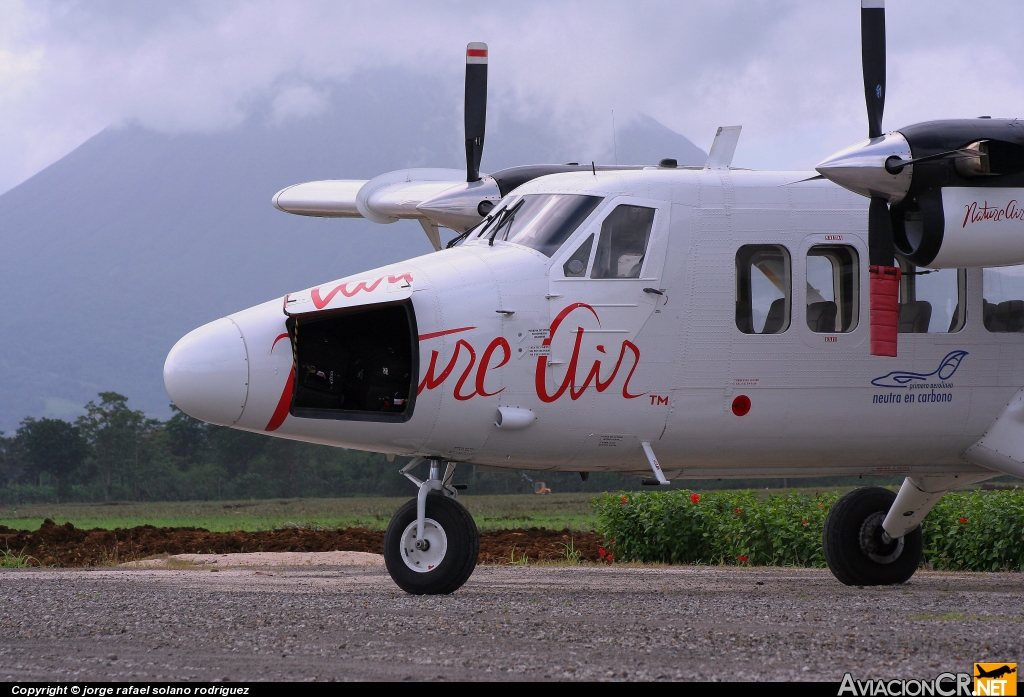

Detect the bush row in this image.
[594,489,1024,571]
[924,490,1024,571]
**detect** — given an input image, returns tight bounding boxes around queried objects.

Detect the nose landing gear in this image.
[384,459,479,594]
[823,486,922,586]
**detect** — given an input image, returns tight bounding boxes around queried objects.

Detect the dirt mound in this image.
[477,528,603,564]
[0,520,604,567]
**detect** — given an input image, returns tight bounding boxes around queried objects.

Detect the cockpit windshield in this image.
[474,194,603,257]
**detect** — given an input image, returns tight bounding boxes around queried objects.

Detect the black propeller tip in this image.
[465,42,488,182]
[861,0,886,139]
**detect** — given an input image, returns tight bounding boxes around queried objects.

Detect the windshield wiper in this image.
[485,203,514,247]
[446,213,494,249]
[488,198,524,246]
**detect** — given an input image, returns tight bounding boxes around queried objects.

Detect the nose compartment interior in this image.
[289,301,417,423]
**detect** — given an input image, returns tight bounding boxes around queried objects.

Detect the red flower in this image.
[738,555,749,562]
[801,519,809,526]
[959,516,968,525]
[621,496,627,505]
[690,493,700,504]
[818,502,824,509]
[606,554,613,563]
[598,547,607,557]
[734,507,743,515]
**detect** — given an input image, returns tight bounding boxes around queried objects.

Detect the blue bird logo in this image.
[871,350,968,388]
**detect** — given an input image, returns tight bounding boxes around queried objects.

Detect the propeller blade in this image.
[868,196,894,267]
[465,42,488,183]
[868,195,900,357]
[861,1,886,139]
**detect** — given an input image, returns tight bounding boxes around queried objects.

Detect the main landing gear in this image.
[823,486,922,586]
[384,459,479,595]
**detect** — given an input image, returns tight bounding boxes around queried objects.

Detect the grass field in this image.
[0,486,885,533]
[0,494,604,533]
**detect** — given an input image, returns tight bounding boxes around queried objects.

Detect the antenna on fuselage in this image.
[612,110,618,165]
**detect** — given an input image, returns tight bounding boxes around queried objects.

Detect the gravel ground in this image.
[121,551,384,568]
[1,564,1021,682]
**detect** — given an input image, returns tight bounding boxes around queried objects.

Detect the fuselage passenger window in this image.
[590,205,656,279]
[736,244,791,334]
[806,245,859,333]
[982,265,1024,332]
[898,262,966,333]
[563,234,594,277]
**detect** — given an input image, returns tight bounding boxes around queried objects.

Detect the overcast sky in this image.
[2,0,1023,195]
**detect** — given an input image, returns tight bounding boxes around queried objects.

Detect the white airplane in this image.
[164,3,1024,594]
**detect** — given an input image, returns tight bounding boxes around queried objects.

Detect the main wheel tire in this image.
[384,493,479,595]
[823,486,922,586]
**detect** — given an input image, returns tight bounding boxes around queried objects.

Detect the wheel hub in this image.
[400,518,448,573]
[858,511,904,564]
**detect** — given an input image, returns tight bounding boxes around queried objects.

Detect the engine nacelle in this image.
[817,118,1024,269]
[895,187,1024,268]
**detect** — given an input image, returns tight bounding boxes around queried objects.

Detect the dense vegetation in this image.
[0,494,603,533]
[0,391,957,507]
[597,489,1024,571]
[0,392,645,504]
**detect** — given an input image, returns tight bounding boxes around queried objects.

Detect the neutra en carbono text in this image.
[872,390,953,404]
[11,689,250,697]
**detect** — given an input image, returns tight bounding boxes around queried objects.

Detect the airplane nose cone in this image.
[815,132,913,204]
[164,317,249,426]
[416,177,501,232]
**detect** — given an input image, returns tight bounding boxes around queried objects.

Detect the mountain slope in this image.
[0,69,706,431]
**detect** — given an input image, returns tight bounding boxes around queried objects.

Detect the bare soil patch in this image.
[476,528,604,563]
[0,519,604,567]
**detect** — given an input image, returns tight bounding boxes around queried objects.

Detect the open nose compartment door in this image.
[283,273,419,423]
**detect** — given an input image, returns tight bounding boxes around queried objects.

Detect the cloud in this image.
[269,84,329,126]
[1,0,1023,193]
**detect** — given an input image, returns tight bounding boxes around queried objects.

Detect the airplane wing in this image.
[272,169,476,223]
[273,180,366,217]
[271,168,501,252]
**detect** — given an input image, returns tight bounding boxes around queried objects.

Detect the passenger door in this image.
[543,198,670,400]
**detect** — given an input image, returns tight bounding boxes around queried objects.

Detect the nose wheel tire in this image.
[823,486,922,586]
[384,493,479,595]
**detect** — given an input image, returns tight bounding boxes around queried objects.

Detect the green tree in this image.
[165,405,208,465]
[0,431,12,485]
[16,417,89,503]
[76,392,157,502]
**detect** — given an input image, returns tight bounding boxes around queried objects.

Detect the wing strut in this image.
[418,219,443,252]
[640,441,670,486]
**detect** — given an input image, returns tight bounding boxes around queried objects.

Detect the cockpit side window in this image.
[736,244,791,334]
[493,194,603,257]
[590,205,656,279]
[563,234,594,277]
